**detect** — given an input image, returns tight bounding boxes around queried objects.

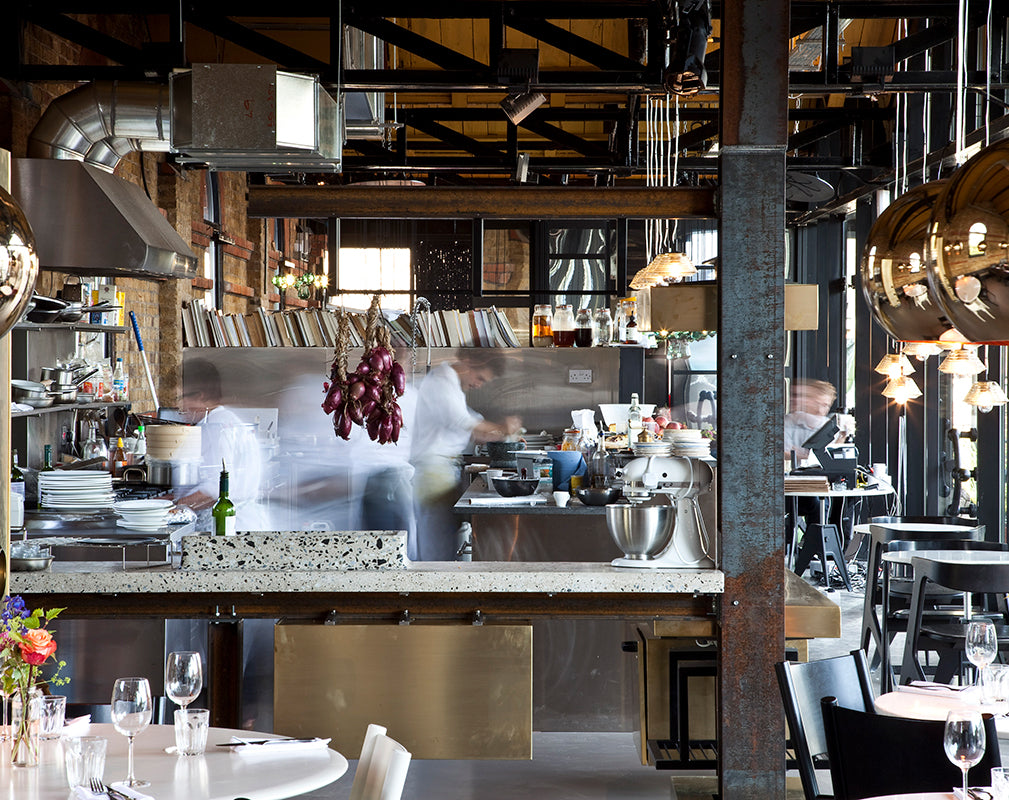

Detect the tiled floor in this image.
[298,572,870,800]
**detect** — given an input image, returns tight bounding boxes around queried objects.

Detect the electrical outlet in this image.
[568,369,593,384]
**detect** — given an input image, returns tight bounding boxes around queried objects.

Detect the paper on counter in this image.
[465,495,547,506]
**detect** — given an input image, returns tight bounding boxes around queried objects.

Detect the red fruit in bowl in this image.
[655,416,669,429]
[669,421,684,430]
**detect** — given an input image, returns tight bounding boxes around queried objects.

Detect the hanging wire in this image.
[986,0,993,147]
[955,0,969,163]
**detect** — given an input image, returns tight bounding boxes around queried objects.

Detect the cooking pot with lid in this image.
[146,457,201,487]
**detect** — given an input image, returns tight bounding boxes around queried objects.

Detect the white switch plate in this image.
[568,369,593,384]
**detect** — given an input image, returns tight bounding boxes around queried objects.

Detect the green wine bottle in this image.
[212,460,236,536]
[41,444,55,472]
[10,450,25,498]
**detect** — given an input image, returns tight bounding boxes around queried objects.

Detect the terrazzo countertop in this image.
[10,560,724,595]
[180,530,407,571]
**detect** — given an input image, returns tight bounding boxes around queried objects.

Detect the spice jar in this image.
[532,304,554,347]
[574,308,594,347]
[552,304,575,347]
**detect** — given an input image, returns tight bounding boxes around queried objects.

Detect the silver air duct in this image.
[28,81,170,173]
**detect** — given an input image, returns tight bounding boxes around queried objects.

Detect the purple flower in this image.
[1,596,29,626]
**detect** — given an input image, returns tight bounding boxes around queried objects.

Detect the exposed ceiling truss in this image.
[2,1,1007,206]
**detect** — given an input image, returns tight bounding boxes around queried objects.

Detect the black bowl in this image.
[490,476,539,497]
[576,486,622,506]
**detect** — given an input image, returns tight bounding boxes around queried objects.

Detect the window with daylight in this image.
[331,247,413,311]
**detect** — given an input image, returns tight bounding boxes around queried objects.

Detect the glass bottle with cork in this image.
[627,393,644,443]
[213,460,236,536]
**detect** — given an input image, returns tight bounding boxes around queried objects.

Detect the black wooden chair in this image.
[775,650,875,800]
[821,697,1000,800]
[900,555,1009,686]
[859,522,988,692]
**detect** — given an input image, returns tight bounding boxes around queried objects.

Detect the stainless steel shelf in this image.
[13,322,125,334]
[12,401,131,419]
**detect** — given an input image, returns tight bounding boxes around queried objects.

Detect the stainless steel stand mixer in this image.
[607,456,715,569]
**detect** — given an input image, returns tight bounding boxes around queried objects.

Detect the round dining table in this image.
[0,723,349,800]
[875,687,1009,735]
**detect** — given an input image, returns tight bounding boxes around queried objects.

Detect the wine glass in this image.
[111,677,153,788]
[966,620,998,689]
[944,709,986,800]
[165,652,203,712]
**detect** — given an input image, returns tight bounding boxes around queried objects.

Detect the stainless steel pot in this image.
[146,457,201,487]
[11,379,51,407]
[48,386,78,404]
[40,366,76,385]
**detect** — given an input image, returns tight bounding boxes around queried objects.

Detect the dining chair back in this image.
[349,723,412,800]
[820,697,1000,800]
[775,650,875,800]
[900,554,1009,685]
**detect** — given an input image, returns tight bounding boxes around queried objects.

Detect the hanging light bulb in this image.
[874,353,914,378]
[882,375,923,404]
[901,341,942,360]
[937,346,986,376]
[963,380,1009,413]
[647,251,697,282]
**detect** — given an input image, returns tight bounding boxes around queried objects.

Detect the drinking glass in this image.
[111,677,152,788]
[944,709,986,800]
[165,651,203,711]
[966,620,998,689]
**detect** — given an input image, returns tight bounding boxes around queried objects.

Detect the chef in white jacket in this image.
[410,350,521,560]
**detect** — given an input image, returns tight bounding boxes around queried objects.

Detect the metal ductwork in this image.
[28,81,171,173]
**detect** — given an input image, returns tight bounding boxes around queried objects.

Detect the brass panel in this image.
[783,570,841,639]
[274,622,532,760]
[651,619,718,638]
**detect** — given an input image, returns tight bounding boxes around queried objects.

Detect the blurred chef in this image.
[784,378,837,464]
[177,358,268,530]
[410,350,521,560]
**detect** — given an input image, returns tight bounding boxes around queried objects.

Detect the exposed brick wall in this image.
[2,18,321,415]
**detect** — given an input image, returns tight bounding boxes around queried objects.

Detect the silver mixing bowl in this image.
[605,501,675,560]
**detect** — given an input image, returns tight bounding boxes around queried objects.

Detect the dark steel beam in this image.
[184,10,330,72]
[515,119,613,158]
[343,12,487,72]
[247,185,716,219]
[504,15,644,71]
[405,118,506,159]
[892,19,956,62]
[719,0,789,794]
[22,11,144,65]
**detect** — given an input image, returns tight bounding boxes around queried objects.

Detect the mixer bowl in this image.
[605,501,674,560]
[576,486,622,506]
[490,476,540,497]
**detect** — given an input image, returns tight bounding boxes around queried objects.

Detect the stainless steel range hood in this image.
[12,158,197,280]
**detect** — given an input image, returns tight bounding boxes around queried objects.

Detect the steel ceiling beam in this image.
[247,185,716,219]
[503,16,645,72]
[22,11,145,65]
[342,13,486,72]
[184,10,330,72]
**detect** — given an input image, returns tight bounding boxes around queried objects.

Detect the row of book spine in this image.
[181,300,521,348]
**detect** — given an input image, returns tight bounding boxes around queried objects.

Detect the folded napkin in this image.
[953,787,993,800]
[229,736,331,757]
[63,714,91,735]
[71,784,154,800]
[466,495,547,506]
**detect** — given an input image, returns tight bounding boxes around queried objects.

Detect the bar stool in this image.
[793,523,851,592]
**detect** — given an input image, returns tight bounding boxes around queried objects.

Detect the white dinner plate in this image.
[114,499,175,512]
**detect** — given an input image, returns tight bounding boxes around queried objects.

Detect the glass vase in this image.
[10,686,41,767]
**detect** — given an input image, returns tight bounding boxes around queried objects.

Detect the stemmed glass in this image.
[944,709,986,800]
[111,677,153,788]
[165,652,203,712]
[966,620,998,690]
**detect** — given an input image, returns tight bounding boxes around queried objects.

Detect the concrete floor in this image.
[294,569,869,800]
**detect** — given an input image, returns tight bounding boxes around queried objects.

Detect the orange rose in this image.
[19,628,56,666]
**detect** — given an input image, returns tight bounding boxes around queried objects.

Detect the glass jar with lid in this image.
[574,309,594,347]
[594,308,613,346]
[552,304,575,347]
[532,304,553,347]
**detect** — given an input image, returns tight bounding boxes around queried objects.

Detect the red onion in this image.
[348,381,366,401]
[338,412,353,439]
[348,400,365,425]
[389,363,406,396]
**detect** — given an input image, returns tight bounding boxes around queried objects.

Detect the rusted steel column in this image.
[718,0,790,797]
[248,185,716,219]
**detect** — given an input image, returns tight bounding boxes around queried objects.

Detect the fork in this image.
[88,778,129,800]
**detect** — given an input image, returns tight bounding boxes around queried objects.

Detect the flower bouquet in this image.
[0,596,67,766]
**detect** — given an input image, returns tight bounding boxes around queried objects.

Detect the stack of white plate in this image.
[39,471,114,510]
[520,433,554,450]
[663,428,713,457]
[631,440,673,457]
[114,498,175,531]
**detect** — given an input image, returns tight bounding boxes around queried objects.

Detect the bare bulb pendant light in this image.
[874,352,914,379]
[937,346,987,376]
[882,375,923,403]
[963,380,1008,413]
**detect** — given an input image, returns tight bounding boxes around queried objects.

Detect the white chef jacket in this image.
[195,405,268,529]
[410,362,482,467]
